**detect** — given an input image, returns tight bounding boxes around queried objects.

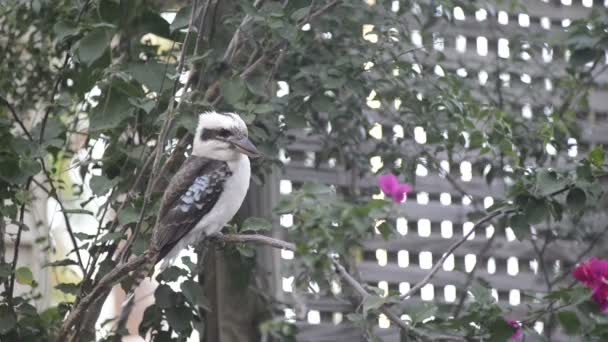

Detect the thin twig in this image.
[0,95,33,141]
[401,209,510,300]
[38,0,92,142]
[307,0,341,22]
[452,233,497,318]
[531,237,552,292]
[550,225,608,287]
[120,0,199,260]
[40,162,86,272]
[7,200,28,306]
[240,53,268,79]
[222,0,265,63]
[333,259,410,331]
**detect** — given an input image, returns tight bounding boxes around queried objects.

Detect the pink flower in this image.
[378,173,412,203]
[572,257,608,312]
[507,320,522,340]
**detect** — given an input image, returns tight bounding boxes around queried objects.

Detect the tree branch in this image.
[56,254,148,341]
[307,0,341,22]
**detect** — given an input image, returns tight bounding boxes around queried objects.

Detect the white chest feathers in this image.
[160,155,251,267]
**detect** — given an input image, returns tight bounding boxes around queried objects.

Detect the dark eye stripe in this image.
[200,129,233,141]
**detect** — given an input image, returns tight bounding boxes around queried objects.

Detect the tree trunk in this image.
[202,170,281,342]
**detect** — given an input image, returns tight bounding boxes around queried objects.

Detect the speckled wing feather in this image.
[153,156,231,262]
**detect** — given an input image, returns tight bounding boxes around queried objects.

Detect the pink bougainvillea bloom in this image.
[592,286,608,312]
[378,173,412,203]
[572,257,608,312]
[507,320,523,340]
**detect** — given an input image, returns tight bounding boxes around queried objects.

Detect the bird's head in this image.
[192,111,261,161]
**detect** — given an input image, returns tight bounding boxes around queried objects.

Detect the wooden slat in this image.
[362,234,580,263]
[358,262,549,292]
[298,323,572,342]
[282,164,505,198]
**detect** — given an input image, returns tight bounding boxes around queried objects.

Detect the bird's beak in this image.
[229,136,262,158]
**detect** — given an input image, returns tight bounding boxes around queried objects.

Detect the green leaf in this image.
[290,7,310,21]
[165,306,193,332]
[274,198,297,214]
[118,206,140,225]
[534,170,564,197]
[589,145,604,167]
[566,188,586,212]
[181,280,211,311]
[89,175,118,195]
[157,266,187,282]
[509,214,530,239]
[576,161,594,181]
[311,95,336,113]
[241,217,272,232]
[170,5,192,33]
[301,182,332,195]
[53,20,79,42]
[470,282,495,304]
[489,319,516,341]
[15,266,33,285]
[76,28,113,66]
[523,198,549,224]
[345,313,364,322]
[140,10,171,39]
[125,61,172,94]
[409,303,437,325]
[376,221,391,240]
[97,232,123,243]
[0,263,11,278]
[0,305,16,334]
[154,284,175,309]
[89,91,133,131]
[98,0,121,24]
[362,295,387,314]
[63,208,94,216]
[74,232,96,240]
[221,79,247,106]
[570,48,602,67]
[55,282,80,295]
[557,311,581,335]
[45,259,79,267]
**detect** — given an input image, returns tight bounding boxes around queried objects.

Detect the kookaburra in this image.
[152,111,261,266]
[117,111,260,330]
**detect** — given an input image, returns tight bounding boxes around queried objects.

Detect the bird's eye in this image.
[218,129,231,138]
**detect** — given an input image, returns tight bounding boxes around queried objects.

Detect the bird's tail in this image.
[113,254,157,340]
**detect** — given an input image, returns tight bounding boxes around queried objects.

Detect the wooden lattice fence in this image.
[270,1,608,341]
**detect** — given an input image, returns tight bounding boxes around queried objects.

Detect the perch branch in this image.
[216,234,410,331]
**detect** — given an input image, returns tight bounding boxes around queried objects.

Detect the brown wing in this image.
[152,156,231,261]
